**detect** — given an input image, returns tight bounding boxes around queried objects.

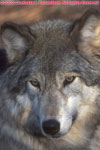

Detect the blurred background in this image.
[0,2,100,47]
[0,4,100,24]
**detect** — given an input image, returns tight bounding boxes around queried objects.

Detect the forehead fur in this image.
[29,20,78,74]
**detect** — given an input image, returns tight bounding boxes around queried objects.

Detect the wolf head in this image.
[0,9,100,139]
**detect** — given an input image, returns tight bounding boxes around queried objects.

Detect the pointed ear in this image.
[70,9,100,57]
[1,22,35,62]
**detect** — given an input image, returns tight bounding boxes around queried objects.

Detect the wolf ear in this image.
[70,9,100,54]
[1,22,34,62]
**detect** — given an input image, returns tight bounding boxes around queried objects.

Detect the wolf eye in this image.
[63,76,75,87]
[30,79,40,88]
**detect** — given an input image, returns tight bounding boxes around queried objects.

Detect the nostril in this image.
[42,119,60,135]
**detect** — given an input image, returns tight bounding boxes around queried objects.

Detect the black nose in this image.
[42,119,60,135]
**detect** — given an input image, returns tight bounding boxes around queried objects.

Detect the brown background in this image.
[0,5,100,24]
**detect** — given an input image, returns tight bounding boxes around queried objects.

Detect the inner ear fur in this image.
[70,9,100,47]
[1,22,35,62]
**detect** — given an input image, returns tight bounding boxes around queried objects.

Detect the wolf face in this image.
[0,9,100,148]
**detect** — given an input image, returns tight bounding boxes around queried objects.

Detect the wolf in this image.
[0,9,100,150]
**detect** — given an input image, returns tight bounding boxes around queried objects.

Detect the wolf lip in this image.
[48,133,62,138]
[72,112,78,124]
[51,135,61,138]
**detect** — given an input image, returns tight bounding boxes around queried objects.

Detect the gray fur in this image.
[0,9,100,150]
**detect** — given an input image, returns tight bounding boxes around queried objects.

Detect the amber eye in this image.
[63,76,75,87]
[30,79,40,88]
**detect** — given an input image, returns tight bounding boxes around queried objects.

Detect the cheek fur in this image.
[67,96,80,115]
